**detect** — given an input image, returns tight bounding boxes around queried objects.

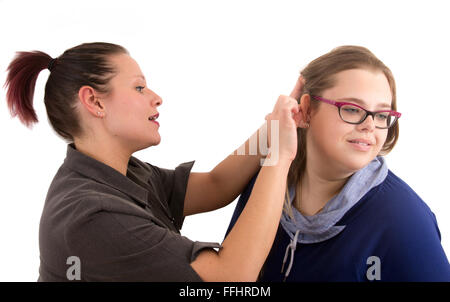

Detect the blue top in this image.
[225,170,450,281]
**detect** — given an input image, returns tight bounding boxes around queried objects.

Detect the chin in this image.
[148,134,161,147]
[134,135,161,151]
[339,152,377,173]
[152,138,161,146]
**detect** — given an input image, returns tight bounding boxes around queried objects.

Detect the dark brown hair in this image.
[4,42,128,142]
[286,45,399,215]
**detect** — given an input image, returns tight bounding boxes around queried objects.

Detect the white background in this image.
[0,0,449,281]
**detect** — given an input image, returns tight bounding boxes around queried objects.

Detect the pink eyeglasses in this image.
[311,95,401,129]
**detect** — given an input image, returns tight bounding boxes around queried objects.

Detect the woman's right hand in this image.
[265,76,305,163]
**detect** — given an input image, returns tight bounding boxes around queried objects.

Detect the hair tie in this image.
[47,58,57,72]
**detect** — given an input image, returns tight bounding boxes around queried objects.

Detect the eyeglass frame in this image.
[310,95,401,129]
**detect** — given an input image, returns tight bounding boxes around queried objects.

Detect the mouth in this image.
[347,138,374,151]
[148,113,159,126]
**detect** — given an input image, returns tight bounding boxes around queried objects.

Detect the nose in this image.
[149,89,163,107]
[153,95,162,107]
[357,114,376,132]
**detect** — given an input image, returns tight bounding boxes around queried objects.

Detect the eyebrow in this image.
[133,75,146,81]
[336,97,392,110]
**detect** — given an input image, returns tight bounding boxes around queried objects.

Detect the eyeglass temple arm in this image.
[311,95,336,105]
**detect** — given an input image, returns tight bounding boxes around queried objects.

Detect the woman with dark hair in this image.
[226,45,450,282]
[5,42,303,281]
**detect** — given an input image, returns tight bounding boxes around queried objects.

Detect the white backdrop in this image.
[0,0,449,281]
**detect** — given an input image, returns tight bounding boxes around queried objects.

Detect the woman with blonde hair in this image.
[226,45,450,281]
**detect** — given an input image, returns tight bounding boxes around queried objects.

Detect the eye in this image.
[375,113,389,120]
[343,107,361,114]
[136,86,145,93]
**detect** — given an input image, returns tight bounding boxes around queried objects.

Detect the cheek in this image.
[105,99,146,135]
[310,111,348,147]
[307,121,345,165]
[375,130,389,152]
[114,97,146,122]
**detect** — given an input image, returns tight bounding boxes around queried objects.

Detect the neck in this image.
[73,136,132,176]
[295,159,352,216]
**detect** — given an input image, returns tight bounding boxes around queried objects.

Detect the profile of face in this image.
[306,68,392,175]
[98,54,162,151]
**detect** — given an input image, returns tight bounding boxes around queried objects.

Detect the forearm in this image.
[191,157,291,281]
[209,123,267,207]
[184,123,274,216]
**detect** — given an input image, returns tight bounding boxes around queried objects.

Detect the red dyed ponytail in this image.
[4,43,128,142]
[4,51,52,128]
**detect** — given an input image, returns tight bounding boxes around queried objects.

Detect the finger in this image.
[273,94,289,114]
[284,97,299,112]
[283,100,299,121]
[292,111,303,127]
[289,75,305,101]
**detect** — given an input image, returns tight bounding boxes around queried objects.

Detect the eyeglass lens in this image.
[340,104,396,128]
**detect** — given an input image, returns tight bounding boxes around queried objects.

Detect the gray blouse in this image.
[38,143,221,281]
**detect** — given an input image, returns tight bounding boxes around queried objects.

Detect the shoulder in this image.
[379,169,420,199]
[133,157,195,189]
[144,160,195,179]
[46,166,134,209]
[366,170,441,241]
[367,170,450,281]
[45,167,105,216]
[43,169,147,232]
[375,170,437,227]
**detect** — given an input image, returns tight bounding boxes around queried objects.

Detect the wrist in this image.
[261,153,293,168]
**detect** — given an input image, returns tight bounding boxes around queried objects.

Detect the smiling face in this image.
[101,54,162,151]
[306,68,392,175]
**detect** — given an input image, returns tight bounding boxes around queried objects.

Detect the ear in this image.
[78,86,105,117]
[299,94,311,127]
